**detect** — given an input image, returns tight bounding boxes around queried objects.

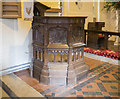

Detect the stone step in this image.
[75,64,88,74]
[49,67,67,71]
[49,69,67,77]
[77,69,88,76]
[48,62,68,85]
[49,77,66,85]
[48,62,68,67]
[48,62,68,70]
[76,70,88,82]
[73,61,85,69]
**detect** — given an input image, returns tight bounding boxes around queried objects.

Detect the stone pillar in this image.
[114,9,120,46]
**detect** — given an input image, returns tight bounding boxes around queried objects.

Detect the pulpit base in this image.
[33,60,89,86]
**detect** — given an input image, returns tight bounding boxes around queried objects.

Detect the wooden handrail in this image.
[85,29,120,36]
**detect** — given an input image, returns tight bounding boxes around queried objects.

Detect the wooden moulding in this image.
[47,44,69,49]
[46,8,62,13]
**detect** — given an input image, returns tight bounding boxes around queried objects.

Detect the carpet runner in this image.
[84,47,120,60]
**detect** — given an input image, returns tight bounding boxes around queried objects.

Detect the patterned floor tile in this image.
[82,91,103,96]
[109,92,120,97]
[95,80,102,83]
[45,92,52,96]
[15,57,120,98]
[102,92,110,96]
[102,83,119,93]
[67,95,77,97]
[76,91,83,96]
[81,83,101,92]
[100,74,117,81]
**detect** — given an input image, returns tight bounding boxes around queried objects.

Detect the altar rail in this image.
[84,29,120,49]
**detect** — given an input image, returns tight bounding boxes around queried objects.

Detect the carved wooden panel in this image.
[35,28,44,44]
[48,27,67,44]
[72,26,83,43]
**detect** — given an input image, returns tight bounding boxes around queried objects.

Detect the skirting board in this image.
[0,62,31,76]
[84,52,120,66]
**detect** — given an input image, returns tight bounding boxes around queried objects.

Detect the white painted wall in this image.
[0,18,32,71]
[0,1,33,73]
[0,0,34,85]
[0,19,2,71]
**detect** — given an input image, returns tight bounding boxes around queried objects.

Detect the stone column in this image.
[114,9,120,46]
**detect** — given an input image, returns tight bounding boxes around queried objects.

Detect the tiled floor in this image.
[14,57,120,98]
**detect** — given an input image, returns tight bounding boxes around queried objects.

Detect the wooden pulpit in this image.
[32,16,89,86]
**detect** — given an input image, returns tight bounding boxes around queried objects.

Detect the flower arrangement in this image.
[104,0,120,11]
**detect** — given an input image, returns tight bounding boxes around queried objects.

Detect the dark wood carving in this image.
[72,26,83,43]
[49,27,67,44]
[34,2,50,16]
[32,16,89,86]
[33,25,44,45]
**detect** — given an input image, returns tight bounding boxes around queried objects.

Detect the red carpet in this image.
[84,47,120,60]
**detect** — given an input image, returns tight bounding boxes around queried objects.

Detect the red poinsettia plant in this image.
[104,0,120,11]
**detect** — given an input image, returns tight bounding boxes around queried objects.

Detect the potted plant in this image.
[104,1,120,10]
